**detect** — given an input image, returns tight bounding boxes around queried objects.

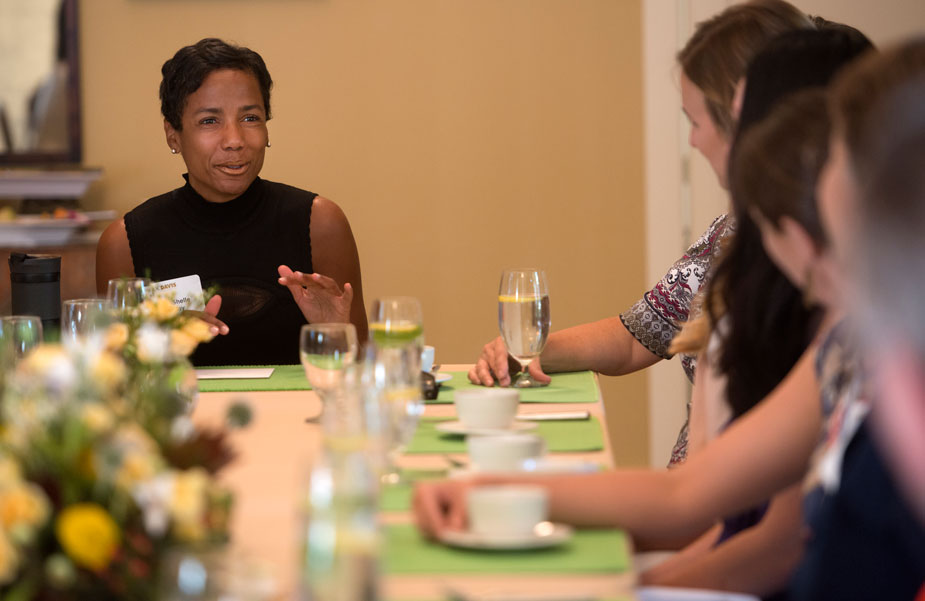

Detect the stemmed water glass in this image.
[0,315,44,369]
[300,323,359,419]
[368,296,424,484]
[61,298,112,348]
[107,277,152,311]
[498,268,551,388]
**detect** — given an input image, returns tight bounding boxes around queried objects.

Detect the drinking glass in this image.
[369,296,424,350]
[107,277,152,311]
[157,546,230,601]
[366,342,424,485]
[0,315,44,368]
[300,323,359,415]
[368,296,424,484]
[498,268,551,388]
[61,298,112,348]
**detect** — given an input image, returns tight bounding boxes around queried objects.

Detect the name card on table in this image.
[154,275,204,311]
[196,368,275,380]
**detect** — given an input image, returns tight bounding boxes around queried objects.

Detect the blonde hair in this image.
[669,312,713,356]
[678,0,812,137]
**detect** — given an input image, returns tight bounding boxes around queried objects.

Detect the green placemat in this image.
[196,365,310,392]
[384,524,629,574]
[405,417,604,455]
[380,469,447,512]
[433,371,598,404]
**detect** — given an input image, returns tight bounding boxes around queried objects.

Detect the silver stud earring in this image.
[170,148,178,154]
[266,141,271,148]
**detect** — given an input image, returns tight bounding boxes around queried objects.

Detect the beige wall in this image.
[80,1,650,466]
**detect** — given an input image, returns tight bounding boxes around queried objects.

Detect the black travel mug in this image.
[8,253,62,339]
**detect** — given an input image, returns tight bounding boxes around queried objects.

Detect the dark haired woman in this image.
[96,38,368,366]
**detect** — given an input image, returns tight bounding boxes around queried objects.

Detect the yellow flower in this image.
[0,529,19,585]
[170,468,209,542]
[111,425,160,490]
[115,451,159,492]
[114,423,156,450]
[169,330,198,358]
[18,345,76,392]
[104,323,129,352]
[181,318,214,343]
[91,352,126,393]
[81,403,115,434]
[0,457,22,488]
[0,483,49,530]
[55,503,120,571]
[19,344,67,375]
[109,397,130,418]
[142,297,180,322]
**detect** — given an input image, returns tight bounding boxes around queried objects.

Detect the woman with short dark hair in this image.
[96,38,368,366]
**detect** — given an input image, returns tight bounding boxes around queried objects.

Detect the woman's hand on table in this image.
[186,293,229,336]
[413,479,471,539]
[468,336,552,387]
[277,264,354,324]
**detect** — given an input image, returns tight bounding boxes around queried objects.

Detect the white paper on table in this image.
[195,368,275,380]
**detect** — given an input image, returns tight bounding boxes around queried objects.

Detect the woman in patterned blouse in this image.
[470,0,813,465]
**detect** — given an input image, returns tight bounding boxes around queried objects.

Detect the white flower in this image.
[19,345,77,396]
[136,324,170,363]
[132,473,174,537]
[169,416,195,442]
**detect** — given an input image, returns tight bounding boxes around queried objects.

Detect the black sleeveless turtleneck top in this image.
[124,175,315,366]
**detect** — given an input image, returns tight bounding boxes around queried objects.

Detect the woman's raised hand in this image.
[277,264,354,324]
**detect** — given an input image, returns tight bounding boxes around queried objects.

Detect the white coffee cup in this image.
[454,388,519,430]
[467,485,548,537]
[421,345,435,373]
[467,433,546,472]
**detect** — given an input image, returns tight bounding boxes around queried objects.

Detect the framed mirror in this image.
[0,0,81,165]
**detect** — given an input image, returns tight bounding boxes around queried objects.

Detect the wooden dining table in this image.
[192,364,636,601]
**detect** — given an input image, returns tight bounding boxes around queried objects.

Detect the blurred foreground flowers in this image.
[0,298,248,600]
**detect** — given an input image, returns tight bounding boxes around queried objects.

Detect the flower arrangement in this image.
[0,297,249,600]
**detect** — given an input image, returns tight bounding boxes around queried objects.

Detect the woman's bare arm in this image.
[304,196,368,342]
[417,338,822,541]
[470,318,661,386]
[95,219,136,294]
[640,483,805,596]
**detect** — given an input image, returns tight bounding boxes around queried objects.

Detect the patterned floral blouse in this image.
[803,321,870,523]
[620,214,734,466]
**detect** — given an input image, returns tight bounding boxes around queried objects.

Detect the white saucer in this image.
[433,372,452,384]
[440,522,573,550]
[435,420,537,436]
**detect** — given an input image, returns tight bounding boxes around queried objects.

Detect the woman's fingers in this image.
[412,480,469,539]
[187,294,228,335]
[468,338,512,387]
[528,359,552,384]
